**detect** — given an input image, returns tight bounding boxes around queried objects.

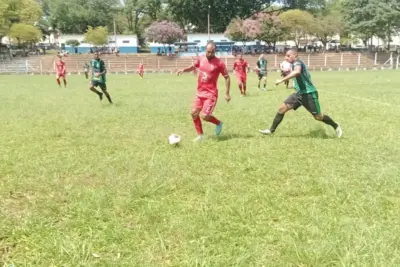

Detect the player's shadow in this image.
[277,129,332,139]
[216,133,255,141]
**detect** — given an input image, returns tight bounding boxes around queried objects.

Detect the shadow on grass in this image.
[216,133,255,141]
[276,129,333,139]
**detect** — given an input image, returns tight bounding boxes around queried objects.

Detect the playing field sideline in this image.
[1,71,400,266]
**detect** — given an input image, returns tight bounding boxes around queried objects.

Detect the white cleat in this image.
[193,135,204,142]
[335,125,343,138]
[259,129,272,135]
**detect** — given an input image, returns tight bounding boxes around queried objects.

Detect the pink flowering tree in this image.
[145,20,184,53]
[255,13,286,49]
[225,17,261,53]
[225,18,260,45]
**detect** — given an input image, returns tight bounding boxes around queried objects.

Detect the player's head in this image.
[259,54,265,60]
[237,53,243,60]
[57,55,62,61]
[285,49,298,64]
[205,41,216,60]
[94,51,100,59]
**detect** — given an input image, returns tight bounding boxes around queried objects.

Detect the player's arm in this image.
[276,65,301,85]
[177,59,198,75]
[220,63,231,102]
[100,60,107,75]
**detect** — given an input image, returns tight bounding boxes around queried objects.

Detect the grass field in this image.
[1,70,400,266]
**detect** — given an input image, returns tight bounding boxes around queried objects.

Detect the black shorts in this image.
[284,92,321,115]
[258,71,267,80]
[91,80,107,90]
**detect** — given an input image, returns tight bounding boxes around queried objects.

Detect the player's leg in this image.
[200,98,223,136]
[259,93,299,135]
[62,74,67,87]
[304,92,342,137]
[243,76,247,96]
[89,81,103,100]
[192,97,204,141]
[56,74,61,87]
[85,72,88,79]
[257,73,262,89]
[262,74,267,90]
[236,75,243,95]
[100,84,113,103]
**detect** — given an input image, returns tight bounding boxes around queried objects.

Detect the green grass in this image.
[1,70,400,267]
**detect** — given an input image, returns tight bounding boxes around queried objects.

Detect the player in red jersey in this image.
[55,55,67,88]
[138,61,144,78]
[177,41,231,142]
[233,54,249,96]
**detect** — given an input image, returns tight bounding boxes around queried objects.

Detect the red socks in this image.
[208,116,220,125]
[193,116,221,135]
[193,117,203,135]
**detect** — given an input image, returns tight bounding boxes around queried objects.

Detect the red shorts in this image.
[138,69,144,73]
[236,75,246,83]
[57,72,66,78]
[193,96,217,116]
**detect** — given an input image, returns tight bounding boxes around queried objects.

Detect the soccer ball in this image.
[168,134,181,145]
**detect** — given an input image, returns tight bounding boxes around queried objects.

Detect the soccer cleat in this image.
[215,122,223,136]
[335,125,343,138]
[193,135,204,142]
[259,129,272,135]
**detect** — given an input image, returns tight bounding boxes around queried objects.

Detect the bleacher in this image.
[0,52,390,74]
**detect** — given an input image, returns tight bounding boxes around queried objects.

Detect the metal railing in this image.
[0,53,397,74]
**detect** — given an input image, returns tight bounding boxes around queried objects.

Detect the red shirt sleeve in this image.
[193,58,200,68]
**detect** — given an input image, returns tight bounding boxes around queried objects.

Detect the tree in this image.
[46,0,119,34]
[256,12,286,47]
[280,9,314,48]
[0,0,8,39]
[65,39,80,47]
[280,0,328,14]
[0,0,42,43]
[6,0,42,25]
[144,20,183,51]
[225,18,260,46]
[84,26,108,46]
[313,14,343,50]
[8,23,42,51]
[371,0,400,50]
[167,0,272,33]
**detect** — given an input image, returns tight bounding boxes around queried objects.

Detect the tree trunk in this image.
[127,13,134,32]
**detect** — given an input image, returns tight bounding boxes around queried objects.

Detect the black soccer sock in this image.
[104,91,113,103]
[270,113,285,133]
[322,115,338,129]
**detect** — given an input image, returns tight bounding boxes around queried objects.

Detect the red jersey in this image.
[139,63,144,70]
[193,56,229,99]
[56,61,65,73]
[233,59,248,76]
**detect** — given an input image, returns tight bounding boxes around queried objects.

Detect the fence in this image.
[0,53,398,74]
